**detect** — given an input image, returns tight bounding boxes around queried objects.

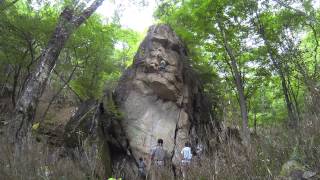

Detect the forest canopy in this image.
[0,0,142,101]
[155,0,320,128]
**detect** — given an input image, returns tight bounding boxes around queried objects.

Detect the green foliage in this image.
[65,15,117,100]
[66,22,142,100]
[155,0,320,127]
[2,0,318,128]
[0,0,141,102]
[113,27,143,68]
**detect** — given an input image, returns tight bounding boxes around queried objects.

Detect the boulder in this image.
[114,24,215,169]
[61,24,218,178]
[279,160,318,180]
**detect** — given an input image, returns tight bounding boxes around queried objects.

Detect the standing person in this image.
[150,138,166,180]
[181,142,192,179]
[138,157,146,179]
[196,138,204,156]
[196,140,203,155]
[195,138,204,166]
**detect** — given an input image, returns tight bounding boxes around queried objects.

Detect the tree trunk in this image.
[257,22,299,127]
[278,65,298,126]
[254,112,257,134]
[261,38,298,127]
[0,65,13,97]
[11,65,21,107]
[8,0,105,143]
[218,20,250,145]
[296,61,320,112]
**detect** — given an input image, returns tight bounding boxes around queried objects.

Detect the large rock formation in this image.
[115,24,215,168]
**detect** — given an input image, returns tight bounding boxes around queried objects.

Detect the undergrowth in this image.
[0,113,319,179]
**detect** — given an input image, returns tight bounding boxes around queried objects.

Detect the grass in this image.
[0,112,320,179]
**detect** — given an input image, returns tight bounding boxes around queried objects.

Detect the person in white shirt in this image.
[181,142,192,179]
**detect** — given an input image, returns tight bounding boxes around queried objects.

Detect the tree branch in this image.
[73,0,105,26]
[41,65,79,121]
[0,0,19,12]
[53,69,83,102]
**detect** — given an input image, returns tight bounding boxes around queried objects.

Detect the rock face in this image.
[115,24,214,167]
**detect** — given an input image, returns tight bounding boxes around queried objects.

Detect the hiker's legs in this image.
[181,165,186,180]
[151,164,162,180]
[181,161,190,180]
[138,171,146,180]
[151,165,156,180]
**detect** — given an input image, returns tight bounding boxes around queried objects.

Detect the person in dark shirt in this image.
[150,138,166,180]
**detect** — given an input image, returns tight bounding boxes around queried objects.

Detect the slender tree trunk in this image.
[8,0,105,143]
[296,61,320,112]
[18,40,37,100]
[256,19,298,127]
[218,20,250,145]
[278,64,298,126]
[254,112,257,134]
[11,65,21,107]
[41,65,78,121]
[230,54,250,144]
[11,50,29,107]
[0,65,13,96]
[287,76,301,121]
[53,69,83,102]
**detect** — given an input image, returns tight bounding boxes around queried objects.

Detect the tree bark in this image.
[8,0,105,143]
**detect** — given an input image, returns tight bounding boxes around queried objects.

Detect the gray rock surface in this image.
[115,24,214,168]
